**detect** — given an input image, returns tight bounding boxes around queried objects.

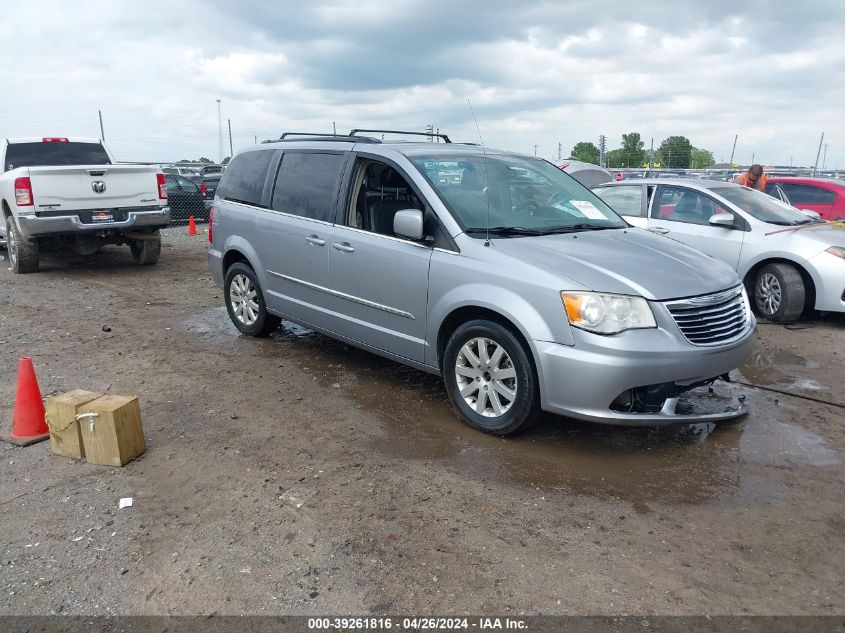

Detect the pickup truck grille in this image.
[665,287,749,346]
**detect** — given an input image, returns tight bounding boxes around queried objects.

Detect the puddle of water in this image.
[185,308,839,507]
[740,347,827,392]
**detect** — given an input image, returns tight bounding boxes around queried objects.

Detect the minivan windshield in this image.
[710,186,819,226]
[412,154,627,236]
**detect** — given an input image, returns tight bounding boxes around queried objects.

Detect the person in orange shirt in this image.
[734,164,768,191]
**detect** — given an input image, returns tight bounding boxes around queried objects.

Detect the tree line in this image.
[570,133,715,169]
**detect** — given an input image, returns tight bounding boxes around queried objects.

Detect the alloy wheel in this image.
[229,273,259,326]
[454,337,518,417]
[757,272,782,316]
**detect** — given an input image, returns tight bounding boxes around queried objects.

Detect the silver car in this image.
[593,179,845,322]
[208,132,755,435]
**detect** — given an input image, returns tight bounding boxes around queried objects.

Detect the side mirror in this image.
[801,209,822,220]
[394,209,424,241]
[709,213,735,228]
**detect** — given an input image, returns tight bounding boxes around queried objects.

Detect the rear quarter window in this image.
[217,150,277,206]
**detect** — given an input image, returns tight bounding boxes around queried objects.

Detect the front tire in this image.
[442,320,539,435]
[224,262,280,337]
[6,215,39,273]
[754,263,805,322]
[130,231,161,265]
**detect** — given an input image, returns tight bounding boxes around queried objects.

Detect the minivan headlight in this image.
[561,291,657,334]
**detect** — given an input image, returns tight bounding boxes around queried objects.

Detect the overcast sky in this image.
[1,1,843,167]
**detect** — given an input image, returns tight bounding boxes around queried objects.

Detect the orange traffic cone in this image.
[187,215,197,236]
[6,357,49,446]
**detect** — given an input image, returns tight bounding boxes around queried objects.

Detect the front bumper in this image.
[17,207,170,238]
[535,316,755,426]
[808,250,845,312]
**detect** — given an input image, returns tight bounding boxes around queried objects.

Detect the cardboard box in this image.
[78,395,145,466]
[45,390,103,459]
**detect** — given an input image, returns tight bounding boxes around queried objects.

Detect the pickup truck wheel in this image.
[754,263,805,322]
[130,231,161,265]
[6,215,39,273]
[224,262,280,337]
[443,320,539,436]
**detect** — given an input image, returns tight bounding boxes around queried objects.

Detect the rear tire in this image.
[130,231,161,265]
[224,262,280,337]
[753,263,805,322]
[442,319,539,436]
[6,215,39,273]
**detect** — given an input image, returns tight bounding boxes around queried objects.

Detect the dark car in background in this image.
[765,177,845,221]
[165,174,207,223]
[200,173,222,211]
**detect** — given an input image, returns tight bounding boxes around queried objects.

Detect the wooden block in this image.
[78,395,145,467]
[45,390,103,459]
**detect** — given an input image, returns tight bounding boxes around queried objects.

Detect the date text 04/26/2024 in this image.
[307,617,527,630]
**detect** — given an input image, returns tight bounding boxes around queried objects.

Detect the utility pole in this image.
[254,135,257,145]
[332,121,336,136]
[98,110,105,142]
[649,137,653,169]
[598,134,606,168]
[751,152,755,165]
[729,134,738,166]
[227,118,233,158]
[813,132,824,176]
[533,144,538,157]
[216,99,223,164]
[823,143,828,169]
[557,142,562,161]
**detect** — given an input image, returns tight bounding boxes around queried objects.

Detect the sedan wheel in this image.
[756,272,782,316]
[752,262,805,323]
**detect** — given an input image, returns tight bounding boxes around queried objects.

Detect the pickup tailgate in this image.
[28,165,162,212]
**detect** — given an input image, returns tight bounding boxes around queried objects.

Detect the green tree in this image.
[606,148,626,168]
[621,132,646,167]
[691,147,715,168]
[222,156,231,165]
[571,142,600,165]
[657,136,693,168]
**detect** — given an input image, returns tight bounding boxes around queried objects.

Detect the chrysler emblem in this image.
[92,180,106,193]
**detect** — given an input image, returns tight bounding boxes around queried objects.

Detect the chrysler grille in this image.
[665,287,749,346]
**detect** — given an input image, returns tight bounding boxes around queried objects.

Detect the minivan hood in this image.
[489,228,739,301]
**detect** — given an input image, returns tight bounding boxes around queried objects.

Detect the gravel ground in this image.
[0,228,843,616]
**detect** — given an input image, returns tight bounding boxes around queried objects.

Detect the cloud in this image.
[0,0,843,167]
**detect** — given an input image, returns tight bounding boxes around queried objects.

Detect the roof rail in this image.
[349,129,451,143]
[263,132,381,144]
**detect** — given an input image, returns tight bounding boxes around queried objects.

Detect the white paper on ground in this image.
[119,497,133,509]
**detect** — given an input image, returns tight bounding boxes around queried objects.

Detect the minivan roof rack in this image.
[263,132,382,144]
[349,129,452,143]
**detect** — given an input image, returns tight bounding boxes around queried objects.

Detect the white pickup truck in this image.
[1,137,170,273]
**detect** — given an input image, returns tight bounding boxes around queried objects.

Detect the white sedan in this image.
[593,179,845,322]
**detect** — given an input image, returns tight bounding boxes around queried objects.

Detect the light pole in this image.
[216,99,223,164]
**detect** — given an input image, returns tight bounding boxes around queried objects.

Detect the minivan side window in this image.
[217,150,275,206]
[272,152,346,222]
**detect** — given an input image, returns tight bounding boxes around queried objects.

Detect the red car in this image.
[765,177,845,221]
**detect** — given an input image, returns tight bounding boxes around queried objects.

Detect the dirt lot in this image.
[0,228,843,616]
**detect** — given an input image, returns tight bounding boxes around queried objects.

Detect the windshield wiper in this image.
[465,226,547,236]
[465,224,618,237]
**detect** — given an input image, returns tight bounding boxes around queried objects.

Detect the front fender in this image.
[427,283,575,368]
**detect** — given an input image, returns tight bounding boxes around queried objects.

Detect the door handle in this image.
[332,242,355,253]
[648,227,670,234]
[305,234,326,246]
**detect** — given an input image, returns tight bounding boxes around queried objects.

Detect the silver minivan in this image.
[208,131,755,435]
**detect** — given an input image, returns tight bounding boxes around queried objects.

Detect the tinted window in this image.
[779,183,836,205]
[217,150,276,206]
[272,152,346,222]
[593,186,643,217]
[176,176,198,193]
[4,142,111,171]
